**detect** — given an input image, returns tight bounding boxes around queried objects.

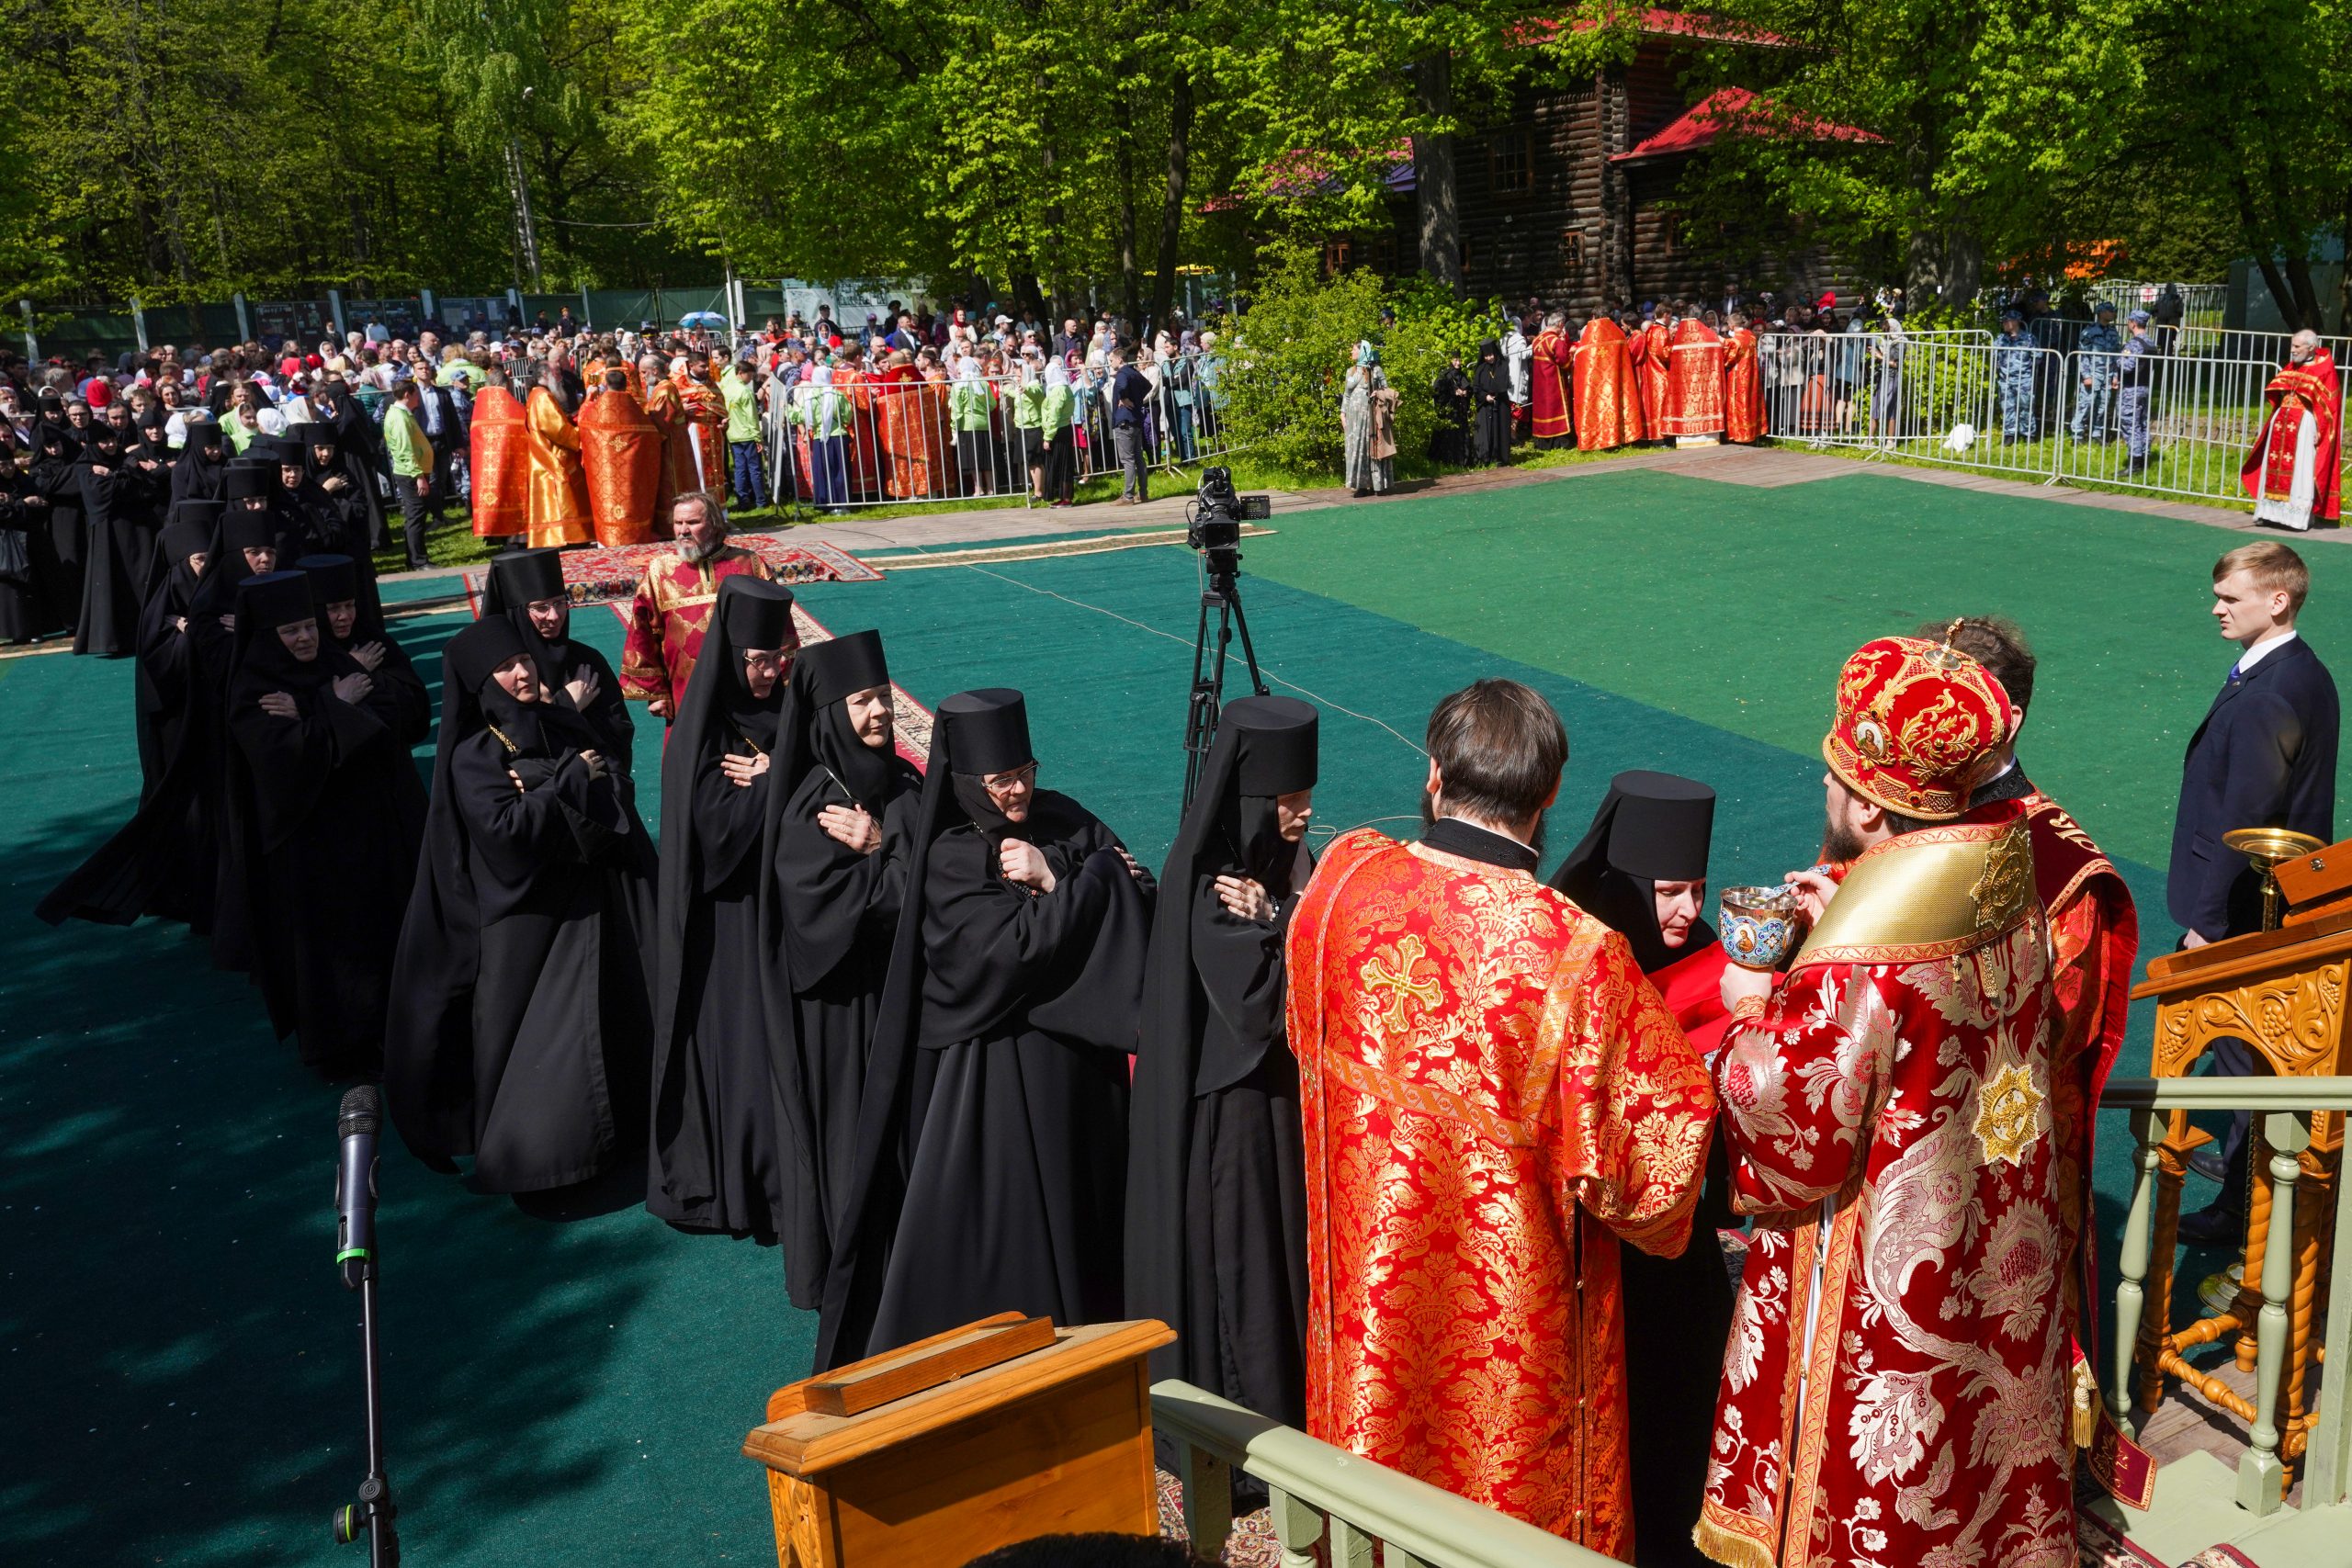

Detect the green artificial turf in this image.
[4,468,2303,1564]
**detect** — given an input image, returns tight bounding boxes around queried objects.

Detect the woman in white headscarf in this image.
[797,364,849,513]
[1342,343,1381,496]
[950,355,994,496]
[1040,357,1079,507]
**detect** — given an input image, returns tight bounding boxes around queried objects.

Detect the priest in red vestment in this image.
[1531,311,1574,448]
[1723,313,1767,445]
[1288,679,1715,1559]
[521,373,591,548]
[1700,635,2073,1568]
[872,350,951,499]
[1637,309,1673,442]
[1552,771,1734,1568]
[466,379,531,539]
[577,370,662,547]
[1575,313,1645,451]
[618,491,778,723]
[671,357,729,499]
[2240,334,2341,529]
[1930,616,2138,1404]
[639,354,700,520]
[1665,316,1727,440]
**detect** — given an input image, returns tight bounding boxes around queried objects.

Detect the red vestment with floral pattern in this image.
[1288,829,1716,1559]
[2239,348,2342,524]
[1575,319,1645,451]
[1699,802,2074,1568]
[1532,328,1573,443]
[1638,321,1673,440]
[1723,329,1767,445]
[617,546,776,711]
[1665,320,1727,438]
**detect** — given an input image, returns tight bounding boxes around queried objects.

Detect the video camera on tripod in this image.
[1181,468,1274,809]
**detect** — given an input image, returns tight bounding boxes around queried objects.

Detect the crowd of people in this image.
[21,321,2346,1567]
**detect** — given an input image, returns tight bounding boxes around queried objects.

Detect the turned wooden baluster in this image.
[1268,1485,1323,1568]
[2139,1112,2190,1414]
[2110,1108,2164,1433]
[1180,1438,1232,1564]
[2233,1122,2277,1373]
[2237,1110,2312,1515]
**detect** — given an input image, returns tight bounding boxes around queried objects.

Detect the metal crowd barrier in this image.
[1762,332,2346,514]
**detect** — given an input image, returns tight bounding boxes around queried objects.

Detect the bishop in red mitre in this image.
[1701,634,2073,1568]
[1289,679,1714,1559]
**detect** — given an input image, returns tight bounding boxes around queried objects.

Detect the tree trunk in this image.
[1148,66,1194,333]
[2283,254,2324,332]
[1941,225,1983,312]
[2234,171,2304,332]
[1118,132,1141,328]
[1412,51,1461,291]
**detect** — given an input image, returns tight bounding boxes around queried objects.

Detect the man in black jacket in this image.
[2170,539,2338,1242]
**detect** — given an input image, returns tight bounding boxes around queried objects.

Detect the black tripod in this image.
[332,1089,399,1567]
[1181,532,1267,811]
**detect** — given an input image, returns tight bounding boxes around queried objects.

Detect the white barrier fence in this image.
[1768,333,2345,515]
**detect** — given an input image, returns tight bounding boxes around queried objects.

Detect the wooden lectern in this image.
[743,1314,1176,1568]
[2128,837,2352,1482]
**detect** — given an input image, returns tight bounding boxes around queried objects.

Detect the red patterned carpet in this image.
[458,534,882,614]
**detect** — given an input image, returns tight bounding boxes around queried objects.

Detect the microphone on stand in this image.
[329,1086,400,1566]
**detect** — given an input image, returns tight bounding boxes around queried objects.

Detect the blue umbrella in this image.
[678,310,730,330]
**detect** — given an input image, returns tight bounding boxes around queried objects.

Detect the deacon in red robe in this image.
[1531,312,1574,448]
[1701,636,2074,1568]
[1289,680,1715,1559]
[1722,314,1767,445]
[1933,615,2137,1412]
[1552,772,1735,1568]
[1575,313,1645,451]
[2240,335,2341,529]
[639,355,700,516]
[467,381,531,538]
[1637,310,1673,442]
[521,377,591,548]
[871,350,951,499]
[1665,316,1727,440]
[671,359,729,499]
[577,371,662,547]
[618,494,778,722]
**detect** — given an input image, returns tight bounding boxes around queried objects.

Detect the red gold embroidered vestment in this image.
[522,386,592,548]
[1531,327,1573,444]
[1698,802,2075,1568]
[617,546,776,711]
[1287,829,1715,1559]
[466,385,530,537]
[1636,321,1672,440]
[578,388,663,547]
[2239,348,2342,524]
[1665,320,1727,438]
[1723,328,1766,445]
[1574,318,1645,451]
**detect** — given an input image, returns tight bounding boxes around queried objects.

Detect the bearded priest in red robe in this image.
[1700,635,2073,1568]
[2241,332,2342,530]
[671,357,729,499]
[618,491,778,723]
[1665,315,1727,440]
[1723,311,1767,445]
[1531,310,1574,448]
[1576,311,1645,450]
[1289,678,1715,1559]
[1636,308,1674,442]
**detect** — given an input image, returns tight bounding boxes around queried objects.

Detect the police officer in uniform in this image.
[2072,301,2122,443]
[2118,309,2157,473]
[1996,309,2039,444]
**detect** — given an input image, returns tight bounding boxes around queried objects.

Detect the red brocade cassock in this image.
[1532,327,1574,446]
[1637,321,1672,441]
[1575,318,1645,451]
[617,545,776,712]
[1288,829,1715,1558]
[577,388,662,547]
[1665,320,1727,439]
[1723,328,1766,445]
[466,385,530,537]
[1698,802,2076,1568]
[672,374,729,497]
[2240,348,2342,525]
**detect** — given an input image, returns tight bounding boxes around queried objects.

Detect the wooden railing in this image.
[1149,1379,1617,1567]
[2104,1075,2352,1516]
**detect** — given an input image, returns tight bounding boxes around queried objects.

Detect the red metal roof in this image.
[1608,86,1881,163]
[1514,9,1793,48]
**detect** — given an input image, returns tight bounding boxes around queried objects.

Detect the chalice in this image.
[2221,827,2326,930]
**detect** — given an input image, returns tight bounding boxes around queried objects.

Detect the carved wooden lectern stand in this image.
[743,1314,1175,1568]
[2129,838,2352,1487]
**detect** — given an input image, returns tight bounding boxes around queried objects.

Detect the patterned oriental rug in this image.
[458,535,883,615]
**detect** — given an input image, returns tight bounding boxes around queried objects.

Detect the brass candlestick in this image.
[2222,828,2327,930]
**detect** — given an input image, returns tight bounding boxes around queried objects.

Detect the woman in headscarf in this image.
[647,577,801,1241]
[796,365,850,514]
[1126,696,1318,1436]
[1470,338,1513,467]
[478,546,634,772]
[132,503,218,798]
[949,355,994,496]
[0,423,57,644]
[311,379,390,551]
[767,630,923,1340]
[218,570,427,1076]
[856,687,1156,1359]
[1039,358,1078,507]
[1341,346,1377,496]
[386,613,658,1193]
[294,554,430,750]
[281,423,368,558]
[1548,770,1733,1568]
[169,410,230,504]
[72,402,167,658]
[28,413,85,635]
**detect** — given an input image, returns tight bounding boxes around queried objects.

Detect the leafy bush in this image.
[1217,243,1510,478]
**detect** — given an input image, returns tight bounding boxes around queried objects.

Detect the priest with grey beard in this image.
[617,489,777,724]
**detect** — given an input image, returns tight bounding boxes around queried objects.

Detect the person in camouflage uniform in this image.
[2072,300,2122,442]
[1995,310,2039,443]
[2118,310,2158,472]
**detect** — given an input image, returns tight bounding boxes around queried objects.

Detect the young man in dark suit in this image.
[2169,540,2338,1242]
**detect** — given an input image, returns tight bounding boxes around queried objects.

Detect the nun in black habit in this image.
[1125,695,1318,1433]
[27,417,85,637]
[1430,350,1472,468]
[289,421,370,557]
[766,630,922,1335]
[1470,338,1513,467]
[478,547,635,773]
[312,381,389,551]
[72,408,165,657]
[295,554,430,750]
[220,570,427,1076]
[647,576,801,1240]
[169,412,229,505]
[1548,771,1735,1568]
[386,614,657,1191]
[0,424,58,643]
[859,688,1156,1356]
[132,504,220,798]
